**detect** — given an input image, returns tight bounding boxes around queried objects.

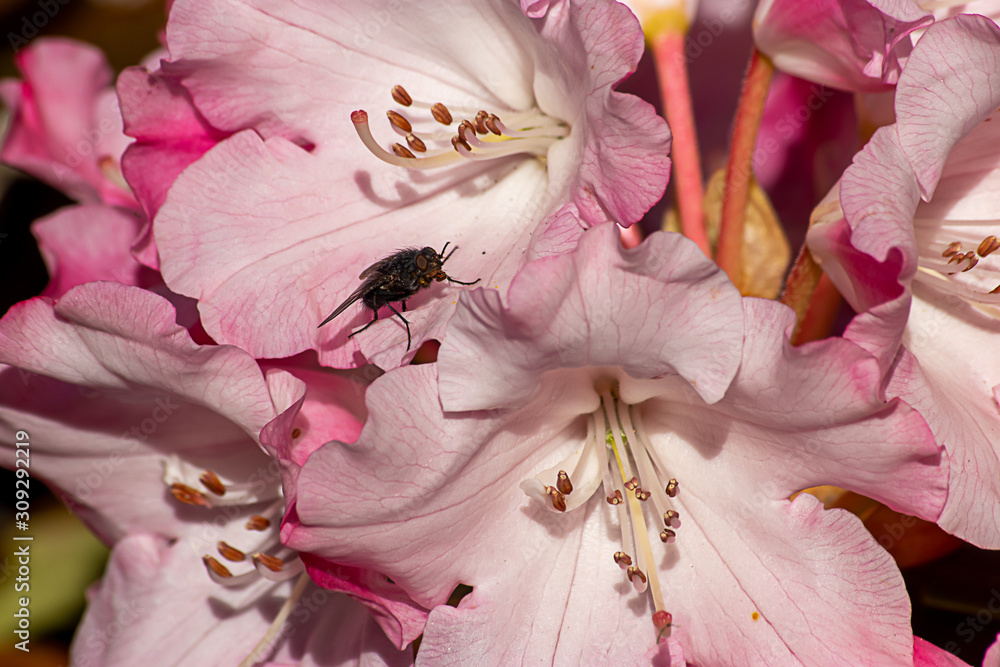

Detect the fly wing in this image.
[318,281,370,328]
[358,255,394,281]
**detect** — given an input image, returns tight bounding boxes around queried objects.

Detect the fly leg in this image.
[348,310,379,339]
[447,276,481,286]
[386,303,411,351]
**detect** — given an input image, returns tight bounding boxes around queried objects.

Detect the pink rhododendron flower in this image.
[151,0,670,368]
[808,15,1000,547]
[753,0,932,92]
[30,204,153,299]
[987,634,1000,667]
[115,61,231,268]
[76,533,408,667]
[0,283,410,663]
[0,37,134,207]
[283,225,947,663]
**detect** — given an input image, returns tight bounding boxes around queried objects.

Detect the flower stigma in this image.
[351,85,570,170]
[520,378,679,640]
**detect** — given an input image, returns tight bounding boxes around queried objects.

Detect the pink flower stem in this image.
[780,245,843,345]
[651,29,710,256]
[717,48,774,287]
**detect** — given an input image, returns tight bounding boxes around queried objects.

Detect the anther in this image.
[386,110,412,133]
[605,489,624,505]
[203,555,233,578]
[614,551,633,568]
[199,470,226,496]
[170,482,210,507]
[246,515,271,531]
[451,135,471,152]
[546,487,567,512]
[217,541,246,562]
[635,488,651,501]
[431,102,453,125]
[392,143,416,159]
[664,510,680,526]
[660,529,676,543]
[942,241,962,258]
[254,553,285,572]
[406,133,427,153]
[485,114,501,136]
[556,470,573,495]
[991,284,1000,294]
[627,566,647,585]
[979,236,1000,257]
[391,85,413,107]
[475,110,490,134]
[962,256,980,272]
[625,476,639,491]
[291,427,302,439]
[665,479,679,497]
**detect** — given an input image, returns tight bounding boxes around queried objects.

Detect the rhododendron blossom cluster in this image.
[2,0,1000,665]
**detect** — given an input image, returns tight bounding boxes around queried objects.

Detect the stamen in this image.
[627,565,647,591]
[474,110,490,134]
[546,486,568,512]
[431,102,453,125]
[392,143,416,159]
[979,236,1000,257]
[556,470,573,495]
[451,135,472,153]
[386,109,412,134]
[484,114,501,136]
[391,85,413,107]
[246,515,271,531]
[914,225,1000,306]
[200,470,227,496]
[203,555,233,579]
[254,553,285,572]
[352,110,463,169]
[218,541,246,562]
[170,482,210,507]
[354,88,569,172]
[406,133,427,153]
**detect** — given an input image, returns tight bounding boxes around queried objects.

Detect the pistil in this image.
[521,379,679,637]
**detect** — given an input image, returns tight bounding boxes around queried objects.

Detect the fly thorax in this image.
[519,377,677,639]
[351,84,570,170]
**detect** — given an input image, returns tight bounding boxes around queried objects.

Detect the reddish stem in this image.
[793,273,843,345]
[717,49,775,288]
[652,30,709,256]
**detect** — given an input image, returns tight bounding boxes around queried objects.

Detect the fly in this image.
[318,242,480,351]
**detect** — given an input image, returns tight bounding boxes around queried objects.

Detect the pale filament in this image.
[351,85,570,171]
